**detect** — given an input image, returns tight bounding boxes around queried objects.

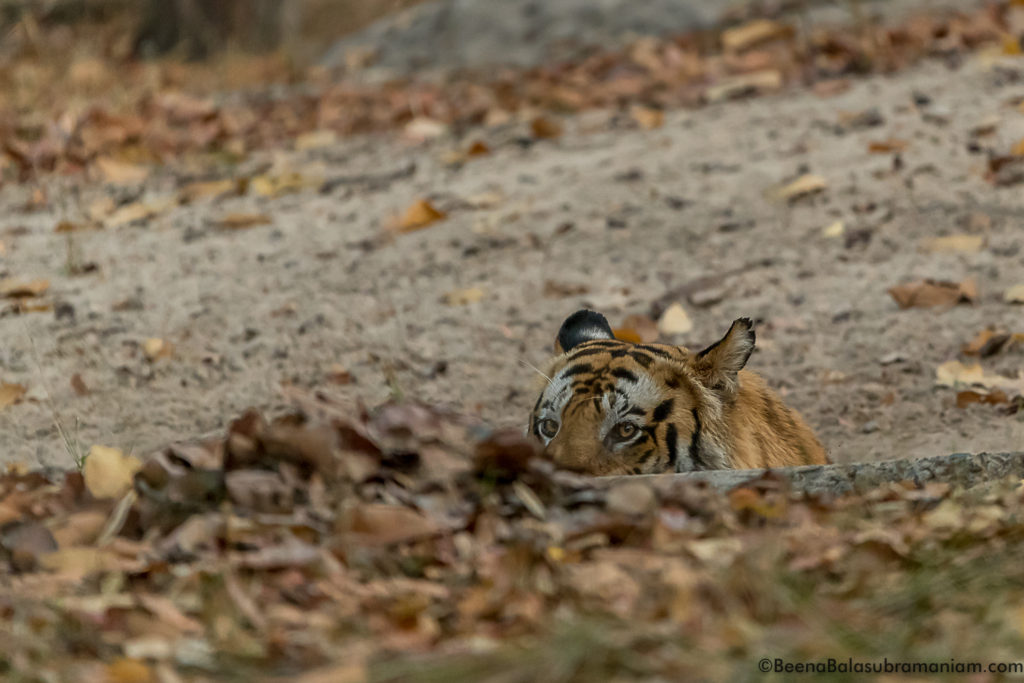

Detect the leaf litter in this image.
[3,393,1024,679]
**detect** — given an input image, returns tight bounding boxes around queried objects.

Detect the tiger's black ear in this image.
[555,309,615,353]
[692,318,755,393]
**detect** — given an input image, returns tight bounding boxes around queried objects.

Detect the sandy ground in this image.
[3,50,1024,467]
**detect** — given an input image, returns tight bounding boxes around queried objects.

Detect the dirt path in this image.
[3,50,1024,467]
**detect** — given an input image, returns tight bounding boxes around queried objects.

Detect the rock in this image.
[321,0,713,77]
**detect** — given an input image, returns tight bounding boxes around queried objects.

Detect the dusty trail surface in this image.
[3,46,1024,466]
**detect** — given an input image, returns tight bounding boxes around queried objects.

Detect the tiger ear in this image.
[555,309,614,353]
[691,318,755,393]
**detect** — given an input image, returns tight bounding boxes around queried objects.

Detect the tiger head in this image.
[528,309,757,476]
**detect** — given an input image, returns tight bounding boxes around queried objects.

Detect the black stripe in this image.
[562,363,593,376]
[626,407,645,417]
[665,423,678,470]
[634,345,674,359]
[637,449,657,467]
[652,398,674,422]
[610,367,639,382]
[689,408,707,469]
[565,347,613,360]
[628,351,654,367]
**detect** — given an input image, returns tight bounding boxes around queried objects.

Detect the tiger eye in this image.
[613,422,637,439]
[538,418,559,438]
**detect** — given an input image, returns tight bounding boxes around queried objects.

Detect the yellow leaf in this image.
[0,381,27,409]
[935,360,985,387]
[822,220,845,238]
[657,303,693,335]
[106,197,176,228]
[920,234,985,253]
[775,173,827,201]
[94,157,150,185]
[0,278,49,298]
[142,337,173,361]
[82,445,141,500]
[1005,284,1024,303]
[38,546,124,575]
[249,172,313,198]
[216,212,271,229]
[442,287,486,305]
[396,199,446,233]
[704,69,783,103]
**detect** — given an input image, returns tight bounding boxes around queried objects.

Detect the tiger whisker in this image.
[518,358,552,384]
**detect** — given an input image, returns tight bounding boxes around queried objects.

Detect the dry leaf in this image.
[704,70,782,103]
[935,360,986,387]
[216,212,271,230]
[658,303,693,335]
[180,179,238,202]
[82,445,142,500]
[868,139,909,153]
[396,199,446,233]
[466,140,490,157]
[613,328,644,344]
[250,172,313,198]
[956,390,1009,409]
[619,314,659,343]
[404,117,448,141]
[888,279,976,309]
[775,174,827,201]
[0,381,27,409]
[106,197,176,228]
[54,220,88,233]
[630,105,664,130]
[343,503,441,545]
[1004,284,1024,303]
[442,287,486,306]
[822,220,845,238]
[94,157,150,185]
[295,129,338,151]
[530,116,564,140]
[0,278,49,298]
[920,234,985,253]
[70,373,89,396]
[721,19,791,52]
[142,338,173,361]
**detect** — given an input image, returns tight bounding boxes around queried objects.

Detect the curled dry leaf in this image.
[180,179,239,203]
[868,139,909,153]
[822,220,845,238]
[888,278,976,309]
[396,199,446,233]
[774,173,827,202]
[704,70,782,103]
[0,278,49,298]
[956,390,1009,409]
[82,445,142,500]
[106,197,176,228]
[935,360,1024,395]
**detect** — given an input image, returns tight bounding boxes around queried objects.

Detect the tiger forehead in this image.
[546,340,694,405]
[556,339,690,372]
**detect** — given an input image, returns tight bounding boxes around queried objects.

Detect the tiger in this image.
[528,309,827,475]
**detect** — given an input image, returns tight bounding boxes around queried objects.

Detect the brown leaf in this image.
[704,70,782,103]
[530,116,564,140]
[619,314,659,343]
[868,139,909,153]
[956,390,1009,409]
[0,278,49,298]
[1,520,57,571]
[216,212,272,230]
[0,381,27,409]
[888,278,976,309]
[342,504,442,546]
[70,373,90,396]
[94,157,150,185]
[396,199,446,233]
[465,140,490,157]
[180,179,239,202]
